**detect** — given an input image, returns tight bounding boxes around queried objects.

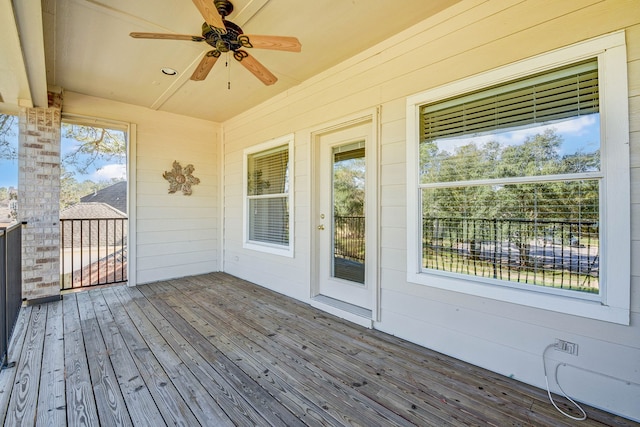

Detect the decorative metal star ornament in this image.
[163,161,200,195]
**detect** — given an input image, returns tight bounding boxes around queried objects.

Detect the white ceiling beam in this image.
[12,0,48,108]
[149,52,205,111]
[0,0,32,111]
[232,0,269,27]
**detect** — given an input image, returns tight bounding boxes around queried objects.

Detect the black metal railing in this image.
[334,215,365,263]
[60,218,127,290]
[1,222,23,370]
[422,217,599,292]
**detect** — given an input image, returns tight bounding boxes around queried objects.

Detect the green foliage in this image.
[62,124,126,173]
[333,157,365,217]
[421,129,600,222]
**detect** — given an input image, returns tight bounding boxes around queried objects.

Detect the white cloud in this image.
[92,164,126,181]
[435,115,599,154]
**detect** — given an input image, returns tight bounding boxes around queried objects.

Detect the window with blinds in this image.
[246,142,291,248]
[418,59,602,294]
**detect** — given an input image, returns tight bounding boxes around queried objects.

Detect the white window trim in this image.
[243,134,294,257]
[406,31,630,325]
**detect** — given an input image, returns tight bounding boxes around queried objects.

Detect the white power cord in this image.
[542,343,587,421]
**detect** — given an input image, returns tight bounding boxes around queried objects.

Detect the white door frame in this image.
[309,108,379,326]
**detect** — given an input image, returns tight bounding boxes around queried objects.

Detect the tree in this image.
[333,157,365,217]
[0,114,18,160]
[422,128,599,221]
[61,123,126,173]
[1,115,127,176]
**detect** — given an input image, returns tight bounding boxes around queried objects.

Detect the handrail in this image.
[422,216,599,291]
[1,221,24,370]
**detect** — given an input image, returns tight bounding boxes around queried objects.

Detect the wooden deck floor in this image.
[0,272,636,426]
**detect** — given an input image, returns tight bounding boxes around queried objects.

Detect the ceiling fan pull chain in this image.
[227,52,231,90]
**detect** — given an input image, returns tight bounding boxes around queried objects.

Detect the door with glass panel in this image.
[316,121,372,311]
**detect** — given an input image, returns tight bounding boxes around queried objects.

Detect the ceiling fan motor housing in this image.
[202,20,249,53]
[214,0,233,17]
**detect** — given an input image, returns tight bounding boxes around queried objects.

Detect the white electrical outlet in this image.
[555,339,579,356]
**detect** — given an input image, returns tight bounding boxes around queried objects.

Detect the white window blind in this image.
[247,145,289,196]
[247,144,289,246]
[420,60,599,142]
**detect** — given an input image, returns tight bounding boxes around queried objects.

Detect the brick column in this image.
[18,96,62,302]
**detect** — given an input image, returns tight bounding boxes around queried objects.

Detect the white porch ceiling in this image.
[3,0,460,121]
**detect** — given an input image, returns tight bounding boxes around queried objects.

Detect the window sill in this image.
[407,270,629,325]
[244,241,294,258]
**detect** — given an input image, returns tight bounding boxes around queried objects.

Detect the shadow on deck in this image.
[0,272,635,426]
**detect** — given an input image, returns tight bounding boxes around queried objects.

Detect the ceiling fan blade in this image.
[235,50,277,86]
[192,0,226,33]
[243,35,301,52]
[191,51,221,81]
[130,32,204,42]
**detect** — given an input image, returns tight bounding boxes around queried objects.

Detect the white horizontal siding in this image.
[220,0,640,421]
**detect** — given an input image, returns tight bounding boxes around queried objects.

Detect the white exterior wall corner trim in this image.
[128,123,137,286]
[308,108,380,323]
[405,31,631,325]
[218,123,225,272]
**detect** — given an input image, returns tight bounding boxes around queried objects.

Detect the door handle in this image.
[317,224,325,230]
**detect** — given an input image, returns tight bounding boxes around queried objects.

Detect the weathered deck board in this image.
[182,275,495,425]
[123,285,291,427]
[110,286,235,426]
[190,273,567,425]
[76,290,132,426]
[0,305,31,423]
[0,272,637,426]
[158,278,427,426]
[5,304,46,425]
[100,287,201,426]
[88,289,167,427]
[63,294,100,425]
[140,281,318,426]
[179,273,580,426]
[36,300,65,427]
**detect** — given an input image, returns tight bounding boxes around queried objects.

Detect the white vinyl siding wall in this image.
[221,0,639,421]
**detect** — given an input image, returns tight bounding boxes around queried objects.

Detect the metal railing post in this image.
[1,227,7,369]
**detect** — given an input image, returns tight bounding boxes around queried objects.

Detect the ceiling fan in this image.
[130,0,301,85]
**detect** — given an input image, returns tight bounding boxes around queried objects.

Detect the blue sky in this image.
[434,114,601,158]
